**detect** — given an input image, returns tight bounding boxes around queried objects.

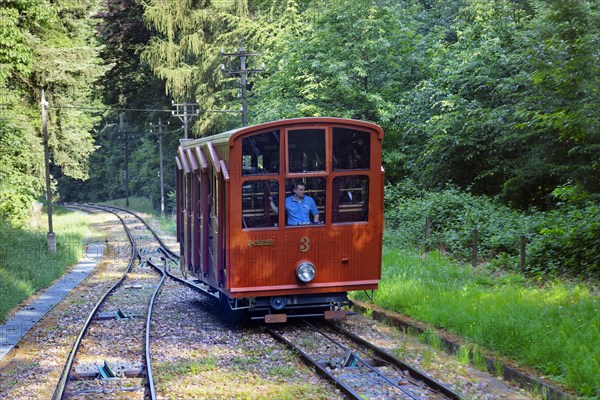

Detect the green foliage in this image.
[3,0,598,291]
[142,0,258,134]
[392,0,599,207]
[0,97,44,224]
[1,0,103,224]
[94,0,170,115]
[0,0,53,80]
[33,0,103,182]
[385,180,600,277]
[56,0,174,207]
[385,180,539,261]
[241,0,599,209]
[73,0,599,221]
[252,0,418,124]
[529,202,600,277]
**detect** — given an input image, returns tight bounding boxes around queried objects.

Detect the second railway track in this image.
[53,204,170,400]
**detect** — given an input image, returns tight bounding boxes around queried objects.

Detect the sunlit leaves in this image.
[393,0,599,207]
[0,0,102,224]
[252,0,414,125]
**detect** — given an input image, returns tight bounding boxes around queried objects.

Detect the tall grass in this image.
[357,246,600,397]
[0,205,96,323]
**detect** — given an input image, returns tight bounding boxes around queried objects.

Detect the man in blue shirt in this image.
[269,183,320,225]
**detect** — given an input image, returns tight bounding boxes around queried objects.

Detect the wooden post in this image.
[520,235,526,273]
[424,216,431,252]
[41,89,56,253]
[153,118,168,217]
[472,228,478,267]
[119,114,131,208]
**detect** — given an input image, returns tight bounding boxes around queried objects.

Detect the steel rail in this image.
[81,204,234,397]
[80,204,221,301]
[145,258,167,400]
[52,205,138,400]
[88,206,220,298]
[98,206,163,400]
[71,203,460,399]
[327,322,464,400]
[303,320,420,400]
[58,204,164,400]
[265,327,364,400]
[90,203,180,260]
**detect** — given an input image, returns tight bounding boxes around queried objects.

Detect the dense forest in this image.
[1,0,598,275]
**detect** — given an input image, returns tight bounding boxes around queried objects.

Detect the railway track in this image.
[52,204,169,400]
[106,208,466,399]
[93,204,218,297]
[52,203,221,399]
[268,319,464,400]
[56,204,465,399]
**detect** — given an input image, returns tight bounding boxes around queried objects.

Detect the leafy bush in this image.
[385,181,599,276]
[528,203,600,277]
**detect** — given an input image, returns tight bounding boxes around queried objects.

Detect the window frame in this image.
[241,129,281,177]
[331,174,370,225]
[240,178,280,230]
[237,123,376,230]
[285,126,329,177]
[332,127,371,171]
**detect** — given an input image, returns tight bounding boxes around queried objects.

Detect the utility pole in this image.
[150,118,168,217]
[171,101,199,139]
[41,89,56,253]
[119,114,131,208]
[221,39,264,127]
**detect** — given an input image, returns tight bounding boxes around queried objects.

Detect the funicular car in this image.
[175,118,384,322]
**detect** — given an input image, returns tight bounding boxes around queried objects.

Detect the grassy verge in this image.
[0,205,102,323]
[353,242,599,397]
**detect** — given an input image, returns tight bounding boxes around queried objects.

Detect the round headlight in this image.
[296,262,316,283]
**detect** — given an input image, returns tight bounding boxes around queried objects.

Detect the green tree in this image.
[142,0,299,133]
[59,0,173,204]
[512,0,600,202]
[394,0,599,208]
[1,0,102,223]
[252,0,421,124]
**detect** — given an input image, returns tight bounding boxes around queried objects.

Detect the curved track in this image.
[52,204,167,400]
[94,204,215,295]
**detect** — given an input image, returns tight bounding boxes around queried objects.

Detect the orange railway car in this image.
[175,117,384,322]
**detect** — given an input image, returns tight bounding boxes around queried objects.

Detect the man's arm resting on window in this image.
[269,196,278,213]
